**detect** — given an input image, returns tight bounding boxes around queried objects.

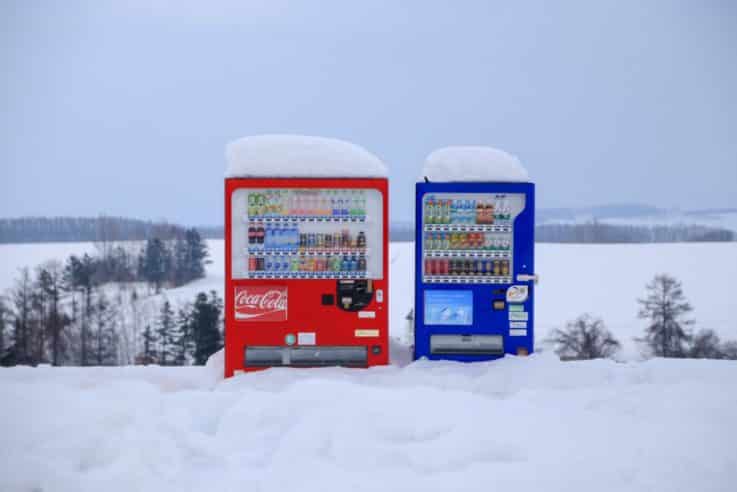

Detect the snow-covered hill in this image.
[2,354,736,492]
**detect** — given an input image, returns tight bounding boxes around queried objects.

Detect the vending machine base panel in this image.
[429,334,504,355]
[245,346,368,368]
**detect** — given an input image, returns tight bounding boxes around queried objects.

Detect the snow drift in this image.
[225,134,388,178]
[2,353,736,492]
[423,146,529,182]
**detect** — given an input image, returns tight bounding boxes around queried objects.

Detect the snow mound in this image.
[225,134,388,178]
[2,355,736,491]
[423,146,530,182]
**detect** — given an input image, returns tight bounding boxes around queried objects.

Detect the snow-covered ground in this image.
[2,240,736,356]
[2,354,736,491]
[2,240,737,491]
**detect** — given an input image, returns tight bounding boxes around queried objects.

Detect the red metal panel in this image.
[224,177,389,377]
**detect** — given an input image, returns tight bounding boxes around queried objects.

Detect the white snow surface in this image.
[225,135,388,178]
[423,146,530,182]
[2,355,736,492]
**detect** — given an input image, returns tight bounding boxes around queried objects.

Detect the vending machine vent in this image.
[245,346,368,368]
[429,335,504,355]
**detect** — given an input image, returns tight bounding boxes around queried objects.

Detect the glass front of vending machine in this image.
[225,178,389,376]
[413,181,536,361]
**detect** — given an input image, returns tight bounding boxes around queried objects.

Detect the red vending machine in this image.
[224,135,389,377]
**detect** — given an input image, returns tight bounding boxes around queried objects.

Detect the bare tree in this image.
[546,314,621,360]
[637,274,693,358]
[722,341,737,360]
[688,329,723,359]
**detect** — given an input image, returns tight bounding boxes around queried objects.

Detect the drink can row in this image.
[425,259,511,277]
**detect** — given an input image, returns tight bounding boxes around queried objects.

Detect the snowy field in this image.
[1,240,737,491]
[2,240,736,355]
[2,354,736,491]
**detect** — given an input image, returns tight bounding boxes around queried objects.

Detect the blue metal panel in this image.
[413,181,535,362]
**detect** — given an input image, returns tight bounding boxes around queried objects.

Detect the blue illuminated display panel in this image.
[424,290,473,326]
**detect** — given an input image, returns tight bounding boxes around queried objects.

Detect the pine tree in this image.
[141,238,170,293]
[10,267,34,365]
[37,261,68,366]
[172,236,189,287]
[92,291,118,365]
[637,274,693,358]
[192,291,223,365]
[172,305,194,366]
[0,296,9,366]
[63,254,97,365]
[185,228,208,281]
[138,324,158,365]
[156,300,176,365]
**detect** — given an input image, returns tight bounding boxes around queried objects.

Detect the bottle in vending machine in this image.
[331,255,341,272]
[425,197,435,224]
[357,231,366,249]
[440,232,448,250]
[358,256,367,272]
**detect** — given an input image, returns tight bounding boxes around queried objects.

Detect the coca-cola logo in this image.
[234,286,287,322]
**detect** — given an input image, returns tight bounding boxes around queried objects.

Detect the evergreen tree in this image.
[138,324,158,365]
[91,291,119,365]
[0,296,9,366]
[172,236,189,287]
[185,228,208,281]
[37,261,69,366]
[63,254,97,365]
[141,238,169,293]
[156,300,176,365]
[173,304,195,366]
[192,291,223,365]
[637,274,693,358]
[10,267,34,365]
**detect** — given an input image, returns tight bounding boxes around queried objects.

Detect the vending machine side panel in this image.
[225,177,389,377]
[413,181,535,362]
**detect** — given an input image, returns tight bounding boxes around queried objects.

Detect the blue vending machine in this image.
[414,181,536,361]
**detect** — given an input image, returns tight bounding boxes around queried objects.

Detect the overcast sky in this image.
[2,0,736,225]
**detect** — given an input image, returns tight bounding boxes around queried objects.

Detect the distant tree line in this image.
[536,221,734,243]
[0,216,189,244]
[4,216,734,244]
[546,273,737,361]
[0,231,217,367]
